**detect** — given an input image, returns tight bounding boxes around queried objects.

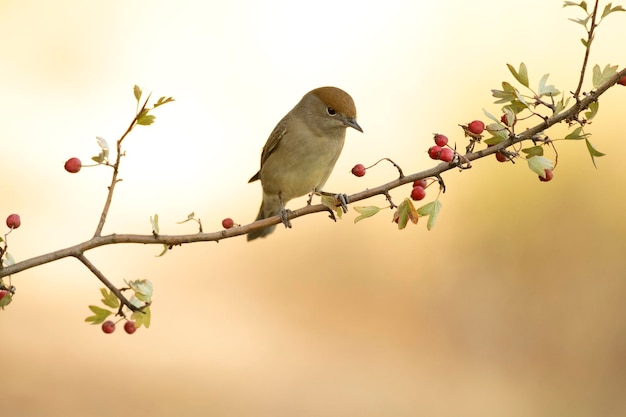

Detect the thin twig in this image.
[75,254,140,312]
[93,97,151,237]
[574,0,600,98]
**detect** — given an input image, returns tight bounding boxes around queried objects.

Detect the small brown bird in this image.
[247,86,363,241]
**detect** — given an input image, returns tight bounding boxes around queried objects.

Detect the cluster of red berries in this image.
[101,320,137,334]
[427,134,455,162]
[410,179,428,201]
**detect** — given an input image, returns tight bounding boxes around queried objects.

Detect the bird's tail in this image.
[246,198,278,241]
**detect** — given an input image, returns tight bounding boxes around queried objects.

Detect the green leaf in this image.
[537,73,561,97]
[127,279,153,303]
[521,146,544,158]
[132,307,151,328]
[585,101,599,120]
[507,63,529,88]
[3,252,15,267]
[486,122,508,139]
[483,108,500,124]
[492,82,519,104]
[85,305,113,324]
[585,138,605,168]
[527,156,555,176]
[100,288,120,309]
[393,199,418,230]
[602,3,626,19]
[133,85,142,102]
[156,244,169,257]
[564,126,590,140]
[563,1,588,11]
[592,64,619,88]
[569,16,591,26]
[320,195,343,219]
[417,200,442,231]
[153,96,175,108]
[353,206,381,223]
[554,96,571,114]
[136,110,155,126]
[150,214,159,234]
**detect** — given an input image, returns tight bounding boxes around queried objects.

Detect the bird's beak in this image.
[344,118,363,133]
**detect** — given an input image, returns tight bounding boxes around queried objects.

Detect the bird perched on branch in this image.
[247,86,363,241]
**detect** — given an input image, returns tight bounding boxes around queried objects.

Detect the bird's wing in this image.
[248,119,288,183]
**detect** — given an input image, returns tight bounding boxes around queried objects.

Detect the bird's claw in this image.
[336,193,349,213]
[279,207,293,229]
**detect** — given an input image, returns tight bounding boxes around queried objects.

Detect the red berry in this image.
[495,152,507,162]
[468,120,485,135]
[124,321,137,334]
[439,147,454,163]
[102,320,116,334]
[410,185,426,201]
[539,169,554,182]
[500,113,517,127]
[433,134,448,147]
[413,179,427,188]
[6,214,21,229]
[618,75,626,86]
[428,146,442,160]
[0,290,7,301]
[222,218,234,229]
[351,163,366,177]
[64,157,81,173]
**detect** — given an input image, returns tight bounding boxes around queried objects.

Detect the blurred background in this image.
[2,0,626,416]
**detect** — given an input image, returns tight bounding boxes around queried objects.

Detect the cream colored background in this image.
[2,1,626,416]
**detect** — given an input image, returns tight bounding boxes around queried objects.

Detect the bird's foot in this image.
[279,207,293,229]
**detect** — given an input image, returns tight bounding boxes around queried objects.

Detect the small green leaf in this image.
[483,108,500,124]
[602,3,626,19]
[521,146,544,158]
[100,288,120,309]
[537,73,561,97]
[85,305,113,324]
[417,200,442,231]
[507,63,529,88]
[486,122,508,139]
[393,199,418,230]
[136,110,156,126]
[585,101,599,120]
[132,307,151,328]
[320,195,343,219]
[527,156,555,176]
[585,138,605,168]
[565,126,590,140]
[563,1,588,11]
[592,64,619,88]
[353,206,381,223]
[156,244,169,257]
[127,279,153,303]
[150,214,159,234]
[569,16,591,26]
[153,96,175,108]
[3,252,15,267]
[133,85,142,102]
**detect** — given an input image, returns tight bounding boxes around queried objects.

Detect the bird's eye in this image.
[326,107,336,116]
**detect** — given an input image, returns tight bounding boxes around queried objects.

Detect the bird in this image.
[247,86,363,241]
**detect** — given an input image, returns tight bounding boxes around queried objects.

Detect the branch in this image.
[93,97,151,237]
[574,0,601,98]
[2,68,624,280]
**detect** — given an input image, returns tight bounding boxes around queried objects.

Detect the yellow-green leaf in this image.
[353,206,381,223]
